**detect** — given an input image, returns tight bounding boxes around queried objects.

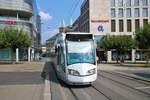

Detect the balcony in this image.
[0,0,33,14]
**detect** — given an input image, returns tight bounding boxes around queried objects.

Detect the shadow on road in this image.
[0,62,55,85]
[41,61,59,84]
[0,72,44,85]
[134,73,150,79]
[41,61,92,88]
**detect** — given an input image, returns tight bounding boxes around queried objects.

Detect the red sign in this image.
[4,20,16,25]
[91,20,109,23]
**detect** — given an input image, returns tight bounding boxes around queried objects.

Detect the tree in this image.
[0,28,32,50]
[0,30,5,49]
[135,24,150,66]
[97,35,135,63]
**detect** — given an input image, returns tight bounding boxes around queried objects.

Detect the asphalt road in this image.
[48,62,150,100]
[0,59,150,100]
[0,62,45,100]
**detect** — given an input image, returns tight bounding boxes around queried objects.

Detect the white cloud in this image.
[39,11,53,21]
[42,29,59,43]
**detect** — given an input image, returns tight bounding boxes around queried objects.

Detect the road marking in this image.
[44,73,51,100]
[135,86,150,89]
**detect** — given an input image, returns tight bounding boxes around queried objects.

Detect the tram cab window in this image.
[57,46,65,72]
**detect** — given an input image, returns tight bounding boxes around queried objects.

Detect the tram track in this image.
[50,63,150,99]
[51,63,78,100]
[53,68,110,99]
[91,78,128,100]
[58,79,79,100]
[57,74,110,100]
[97,71,150,97]
[101,70,150,86]
[51,61,110,100]
[91,85,112,100]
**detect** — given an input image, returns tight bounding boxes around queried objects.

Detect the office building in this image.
[0,0,41,47]
[72,0,150,62]
[0,0,41,61]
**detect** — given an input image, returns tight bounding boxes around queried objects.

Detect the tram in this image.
[54,32,97,85]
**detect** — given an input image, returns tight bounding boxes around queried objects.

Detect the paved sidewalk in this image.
[98,64,150,82]
[98,64,150,71]
[0,62,45,100]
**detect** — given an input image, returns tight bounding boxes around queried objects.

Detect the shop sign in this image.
[4,20,16,25]
[98,25,104,32]
[91,20,109,23]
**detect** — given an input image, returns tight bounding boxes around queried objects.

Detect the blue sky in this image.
[36,0,84,43]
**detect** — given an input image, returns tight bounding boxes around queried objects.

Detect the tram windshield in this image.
[66,40,95,65]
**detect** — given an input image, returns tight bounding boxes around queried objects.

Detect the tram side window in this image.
[57,47,60,64]
[60,47,65,66]
[58,46,65,72]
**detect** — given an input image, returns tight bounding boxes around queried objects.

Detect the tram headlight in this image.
[68,69,80,76]
[87,68,96,75]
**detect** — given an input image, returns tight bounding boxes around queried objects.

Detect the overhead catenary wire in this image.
[66,0,82,22]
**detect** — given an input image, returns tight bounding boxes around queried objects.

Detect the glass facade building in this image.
[0,0,41,47]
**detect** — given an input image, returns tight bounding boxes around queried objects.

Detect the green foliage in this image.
[135,24,150,49]
[97,35,135,63]
[135,24,150,66]
[0,30,5,48]
[0,28,32,50]
[97,35,135,54]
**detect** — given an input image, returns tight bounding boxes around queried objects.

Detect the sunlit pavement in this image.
[0,62,45,100]
[0,59,150,100]
[45,58,150,100]
[98,64,150,81]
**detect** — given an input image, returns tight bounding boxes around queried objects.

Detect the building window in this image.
[134,0,139,6]
[135,19,140,31]
[127,8,131,17]
[127,20,132,32]
[143,8,148,17]
[126,0,131,7]
[134,8,139,17]
[143,19,148,26]
[118,8,123,17]
[143,0,148,6]
[111,20,116,32]
[119,20,124,32]
[111,0,115,7]
[118,0,123,7]
[111,8,115,17]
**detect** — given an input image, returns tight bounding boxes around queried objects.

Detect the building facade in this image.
[0,0,41,61]
[0,0,41,47]
[72,0,150,62]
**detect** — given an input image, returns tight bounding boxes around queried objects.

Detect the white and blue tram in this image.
[54,32,97,85]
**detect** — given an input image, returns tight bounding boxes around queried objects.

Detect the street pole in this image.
[16,48,19,63]
[28,47,31,62]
